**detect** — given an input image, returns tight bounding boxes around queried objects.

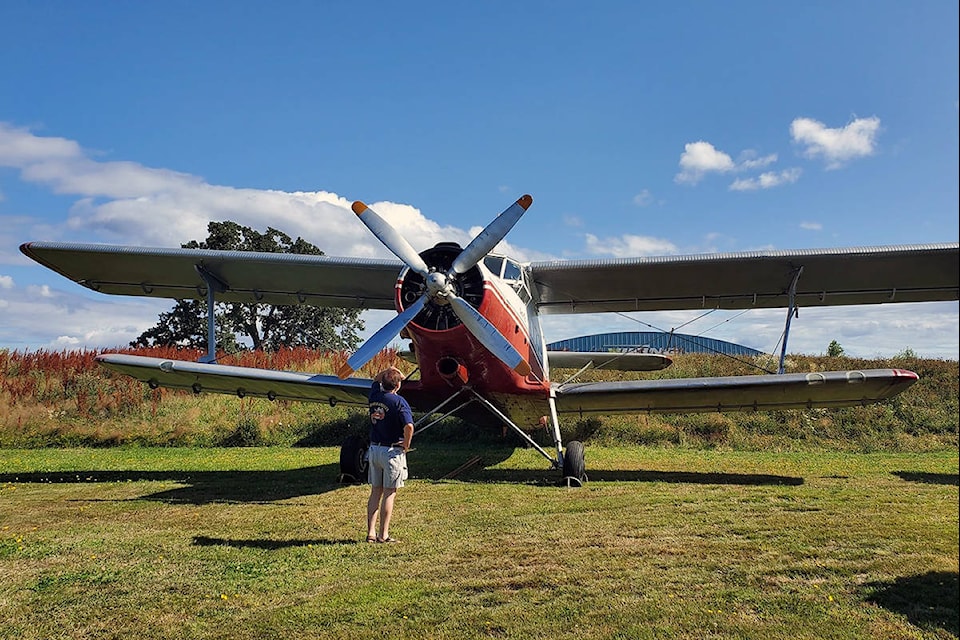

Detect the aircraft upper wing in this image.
[529,243,959,314]
[19,242,403,310]
[21,241,958,315]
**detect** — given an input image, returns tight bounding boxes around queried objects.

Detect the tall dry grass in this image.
[0,347,956,450]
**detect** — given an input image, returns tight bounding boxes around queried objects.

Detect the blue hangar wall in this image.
[547,331,763,357]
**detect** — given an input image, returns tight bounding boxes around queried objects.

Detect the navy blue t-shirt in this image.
[368,381,414,445]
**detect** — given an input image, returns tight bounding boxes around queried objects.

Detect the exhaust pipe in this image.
[437,356,469,384]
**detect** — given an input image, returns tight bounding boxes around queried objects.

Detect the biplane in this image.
[20,195,959,484]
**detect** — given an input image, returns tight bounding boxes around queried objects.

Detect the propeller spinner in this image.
[337,195,533,379]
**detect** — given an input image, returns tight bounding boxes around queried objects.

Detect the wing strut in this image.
[778,267,803,374]
[195,265,227,364]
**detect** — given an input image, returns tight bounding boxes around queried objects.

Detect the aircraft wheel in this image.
[560,440,587,487]
[339,435,369,484]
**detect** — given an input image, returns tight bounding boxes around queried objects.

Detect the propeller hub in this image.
[425,271,454,302]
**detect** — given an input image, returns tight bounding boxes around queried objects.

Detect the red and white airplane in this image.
[20,195,959,484]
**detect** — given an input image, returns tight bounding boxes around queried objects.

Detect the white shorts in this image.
[367,445,408,489]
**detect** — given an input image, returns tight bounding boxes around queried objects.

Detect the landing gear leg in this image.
[548,389,586,487]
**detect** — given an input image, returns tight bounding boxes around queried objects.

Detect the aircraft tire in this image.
[339,435,369,484]
[561,440,587,486]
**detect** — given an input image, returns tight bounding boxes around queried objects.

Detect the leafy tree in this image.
[827,340,844,357]
[131,221,364,352]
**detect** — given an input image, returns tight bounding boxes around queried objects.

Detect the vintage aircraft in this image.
[20,195,959,484]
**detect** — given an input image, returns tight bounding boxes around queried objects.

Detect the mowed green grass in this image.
[1,445,956,640]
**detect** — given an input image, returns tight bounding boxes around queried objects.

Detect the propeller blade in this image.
[337,294,427,379]
[352,200,430,276]
[447,295,532,377]
[449,194,532,275]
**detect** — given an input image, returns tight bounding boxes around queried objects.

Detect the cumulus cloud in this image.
[674,141,735,185]
[0,122,440,257]
[584,233,678,258]
[790,116,881,168]
[0,274,13,289]
[0,279,172,350]
[675,142,783,187]
[729,168,803,191]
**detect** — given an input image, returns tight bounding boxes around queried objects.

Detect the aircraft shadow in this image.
[585,469,804,485]
[1,451,804,500]
[864,571,959,636]
[0,465,345,505]
[192,535,358,549]
[461,467,804,486]
[893,471,960,486]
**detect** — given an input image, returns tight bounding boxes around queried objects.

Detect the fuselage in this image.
[395,244,553,427]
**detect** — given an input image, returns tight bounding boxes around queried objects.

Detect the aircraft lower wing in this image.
[547,351,672,372]
[96,354,374,406]
[553,369,919,414]
[102,354,919,424]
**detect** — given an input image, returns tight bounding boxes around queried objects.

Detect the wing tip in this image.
[518,194,533,210]
[337,363,355,380]
[351,201,368,216]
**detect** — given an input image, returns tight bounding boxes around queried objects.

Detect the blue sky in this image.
[1,1,957,358]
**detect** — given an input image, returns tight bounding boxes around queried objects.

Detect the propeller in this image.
[450,194,531,275]
[337,195,534,379]
[351,201,430,276]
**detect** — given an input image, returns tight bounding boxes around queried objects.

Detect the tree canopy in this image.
[131,221,365,352]
[827,340,845,357]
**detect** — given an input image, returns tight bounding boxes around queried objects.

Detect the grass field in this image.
[0,445,956,639]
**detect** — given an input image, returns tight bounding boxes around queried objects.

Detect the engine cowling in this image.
[398,242,485,331]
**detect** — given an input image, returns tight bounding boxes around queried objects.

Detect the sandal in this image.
[365,536,378,543]
[378,537,400,543]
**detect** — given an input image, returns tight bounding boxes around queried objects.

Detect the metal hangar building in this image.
[547,331,763,357]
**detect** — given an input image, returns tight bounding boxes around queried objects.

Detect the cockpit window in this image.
[485,254,531,302]
[503,259,521,281]
[483,256,504,277]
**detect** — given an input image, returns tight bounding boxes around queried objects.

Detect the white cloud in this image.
[27,284,55,297]
[790,116,881,169]
[0,123,82,166]
[584,233,678,258]
[737,151,778,170]
[0,280,172,350]
[632,189,653,206]
[675,143,783,188]
[0,274,13,289]
[675,141,735,185]
[729,168,802,191]
[799,221,823,231]
[0,123,440,258]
